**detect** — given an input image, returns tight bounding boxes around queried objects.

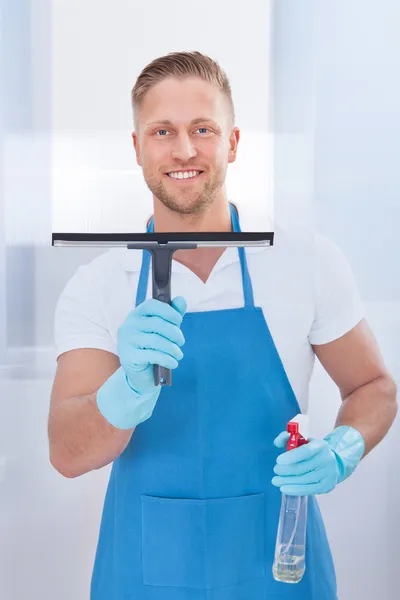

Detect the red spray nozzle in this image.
[287,420,309,451]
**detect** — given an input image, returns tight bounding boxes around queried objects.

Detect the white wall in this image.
[1,1,399,599]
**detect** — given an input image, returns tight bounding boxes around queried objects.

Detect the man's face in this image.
[132,77,239,215]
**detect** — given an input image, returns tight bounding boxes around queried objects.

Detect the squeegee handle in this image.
[151,247,175,387]
[128,241,197,388]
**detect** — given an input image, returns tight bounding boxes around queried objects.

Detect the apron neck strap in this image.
[135,203,255,308]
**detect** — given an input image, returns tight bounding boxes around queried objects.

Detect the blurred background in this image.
[1,0,399,598]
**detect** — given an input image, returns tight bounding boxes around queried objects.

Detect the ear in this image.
[228,127,240,164]
[132,132,142,166]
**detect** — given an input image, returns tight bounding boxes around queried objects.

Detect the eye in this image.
[196,127,209,134]
[155,129,169,136]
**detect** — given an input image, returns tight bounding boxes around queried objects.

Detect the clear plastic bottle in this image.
[272,493,308,583]
[272,415,309,584]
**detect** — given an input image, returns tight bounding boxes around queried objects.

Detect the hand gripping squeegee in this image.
[53,214,274,386]
[127,241,197,386]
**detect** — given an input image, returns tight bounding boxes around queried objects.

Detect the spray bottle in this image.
[272,414,310,584]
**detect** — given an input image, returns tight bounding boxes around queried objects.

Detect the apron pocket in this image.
[141,492,266,589]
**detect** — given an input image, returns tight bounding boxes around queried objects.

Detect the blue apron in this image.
[91,204,338,599]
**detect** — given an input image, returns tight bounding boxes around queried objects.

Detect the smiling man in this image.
[48,51,397,600]
[134,76,234,220]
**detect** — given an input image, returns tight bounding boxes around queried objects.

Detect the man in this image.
[48,51,397,599]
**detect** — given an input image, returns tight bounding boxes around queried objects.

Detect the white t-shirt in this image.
[54,226,366,412]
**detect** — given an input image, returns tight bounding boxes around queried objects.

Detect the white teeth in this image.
[168,170,200,179]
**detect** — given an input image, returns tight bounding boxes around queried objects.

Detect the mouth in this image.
[165,170,204,182]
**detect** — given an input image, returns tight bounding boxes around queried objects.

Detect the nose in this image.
[171,132,197,162]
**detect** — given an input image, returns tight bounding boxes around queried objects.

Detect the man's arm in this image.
[312,318,398,456]
[48,348,135,478]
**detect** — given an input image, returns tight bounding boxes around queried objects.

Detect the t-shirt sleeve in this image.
[309,234,366,345]
[54,264,117,358]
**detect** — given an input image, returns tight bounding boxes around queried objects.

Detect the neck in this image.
[152,198,232,233]
[152,198,233,283]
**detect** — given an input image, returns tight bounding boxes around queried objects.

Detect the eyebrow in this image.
[145,117,218,127]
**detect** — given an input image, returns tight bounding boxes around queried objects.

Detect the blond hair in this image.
[131,50,235,129]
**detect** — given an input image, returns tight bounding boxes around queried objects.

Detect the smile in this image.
[166,170,203,181]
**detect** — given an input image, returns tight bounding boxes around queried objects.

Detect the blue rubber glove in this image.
[96,297,187,429]
[271,425,365,496]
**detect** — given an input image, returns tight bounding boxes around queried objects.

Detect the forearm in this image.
[48,391,135,478]
[335,374,398,456]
